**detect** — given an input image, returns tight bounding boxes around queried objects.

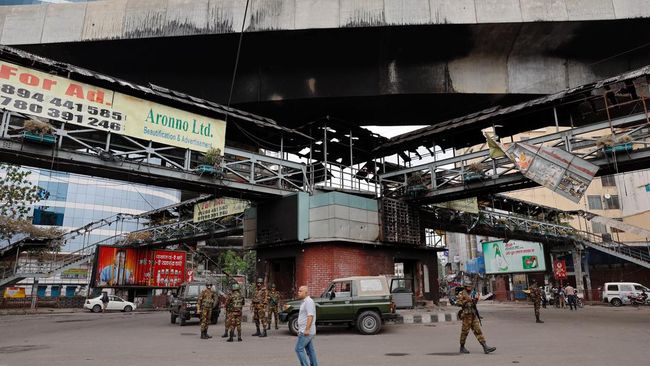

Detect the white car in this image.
[602,282,650,307]
[84,295,136,313]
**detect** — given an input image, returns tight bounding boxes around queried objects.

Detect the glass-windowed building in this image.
[27,169,181,252]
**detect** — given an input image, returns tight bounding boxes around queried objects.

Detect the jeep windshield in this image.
[186,285,205,297]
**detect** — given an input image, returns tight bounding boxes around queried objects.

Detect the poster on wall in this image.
[482,240,546,274]
[193,197,250,223]
[553,259,567,280]
[0,60,226,153]
[92,246,186,288]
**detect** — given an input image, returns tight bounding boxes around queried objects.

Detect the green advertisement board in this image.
[482,240,546,274]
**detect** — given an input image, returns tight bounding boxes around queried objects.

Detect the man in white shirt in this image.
[295,285,318,366]
[565,285,577,310]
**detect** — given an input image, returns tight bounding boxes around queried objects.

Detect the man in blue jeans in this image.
[295,285,318,366]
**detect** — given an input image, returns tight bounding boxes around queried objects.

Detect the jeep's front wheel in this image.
[288,314,299,336]
[356,311,381,335]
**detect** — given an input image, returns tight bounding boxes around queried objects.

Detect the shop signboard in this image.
[92,246,186,288]
[193,197,249,223]
[482,240,546,274]
[0,60,225,153]
[3,287,26,298]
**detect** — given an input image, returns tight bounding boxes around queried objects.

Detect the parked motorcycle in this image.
[627,291,648,306]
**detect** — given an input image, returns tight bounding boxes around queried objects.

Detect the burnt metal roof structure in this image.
[0,45,312,150]
[375,65,650,159]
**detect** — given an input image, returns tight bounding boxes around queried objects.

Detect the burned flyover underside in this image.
[18,19,650,130]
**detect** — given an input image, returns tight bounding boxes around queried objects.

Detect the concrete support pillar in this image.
[572,250,584,292]
[31,278,39,310]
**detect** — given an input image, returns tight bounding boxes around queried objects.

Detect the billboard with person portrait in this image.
[92,246,186,288]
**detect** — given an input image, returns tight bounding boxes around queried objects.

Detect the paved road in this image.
[1,303,649,366]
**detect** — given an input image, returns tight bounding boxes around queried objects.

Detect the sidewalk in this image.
[395,307,459,324]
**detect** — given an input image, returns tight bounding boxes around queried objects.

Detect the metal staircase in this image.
[575,230,650,269]
[0,210,243,289]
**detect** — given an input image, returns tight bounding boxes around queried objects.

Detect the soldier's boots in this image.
[480,342,496,354]
[237,330,242,342]
[459,344,470,354]
[227,330,234,342]
[252,323,261,337]
[535,315,544,323]
[205,331,212,339]
[200,330,210,339]
[260,328,267,338]
[221,330,229,338]
[275,323,279,330]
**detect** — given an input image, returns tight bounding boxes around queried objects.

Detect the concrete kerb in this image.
[396,309,459,324]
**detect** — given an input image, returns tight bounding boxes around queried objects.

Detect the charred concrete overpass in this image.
[2,1,650,129]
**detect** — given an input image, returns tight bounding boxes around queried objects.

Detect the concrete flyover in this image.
[4,1,650,126]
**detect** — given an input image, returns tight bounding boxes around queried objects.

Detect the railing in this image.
[0,111,311,194]
[380,111,650,200]
[309,161,379,194]
[575,230,650,264]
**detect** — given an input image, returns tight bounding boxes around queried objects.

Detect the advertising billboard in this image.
[92,246,186,288]
[193,197,250,223]
[0,60,225,153]
[482,240,546,274]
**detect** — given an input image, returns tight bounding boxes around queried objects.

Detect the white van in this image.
[601,282,650,306]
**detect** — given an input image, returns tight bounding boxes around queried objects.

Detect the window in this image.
[607,284,619,291]
[601,175,616,187]
[620,284,635,292]
[592,222,608,234]
[587,195,602,210]
[604,195,620,210]
[32,207,65,226]
[633,285,649,291]
[331,281,352,298]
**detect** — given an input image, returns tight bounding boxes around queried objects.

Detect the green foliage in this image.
[219,250,256,283]
[203,147,223,166]
[0,163,47,240]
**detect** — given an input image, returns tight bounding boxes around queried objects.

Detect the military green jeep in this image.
[279,276,398,335]
[169,281,222,326]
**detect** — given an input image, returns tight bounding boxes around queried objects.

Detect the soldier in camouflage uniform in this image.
[226,283,244,342]
[221,287,231,338]
[457,282,496,354]
[529,280,544,323]
[251,277,268,337]
[197,282,216,339]
[266,283,280,330]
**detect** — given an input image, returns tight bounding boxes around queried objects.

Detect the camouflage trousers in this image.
[227,310,242,333]
[533,300,541,318]
[267,305,279,327]
[459,315,485,345]
[252,303,267,328]
[199,308,212,332]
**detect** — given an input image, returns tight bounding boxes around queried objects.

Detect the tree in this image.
[0,163,52,240]
[219,249,256,283]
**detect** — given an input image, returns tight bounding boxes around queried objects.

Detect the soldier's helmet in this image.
[205,281,212,287]
[231,283,240,291]
[270,283,276,289]
[256,278,264,284]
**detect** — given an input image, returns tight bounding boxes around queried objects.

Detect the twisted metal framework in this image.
[0,212,243,287]
[0,111,310,197]
[380,108,650,204]
[420,205,650,268]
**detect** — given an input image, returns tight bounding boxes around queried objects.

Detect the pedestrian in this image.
[251,277,268,337]
[528,280,544,323]
[101,291,109,313]
[267,283,281,330]
[226,283,244,342]
[565,284,577,310]
[197,282,216,339]
[552,286,559,308]
[559,286,566,309]
[295,285,318,366]
[541,287,548,309]
[457,282,496,354]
